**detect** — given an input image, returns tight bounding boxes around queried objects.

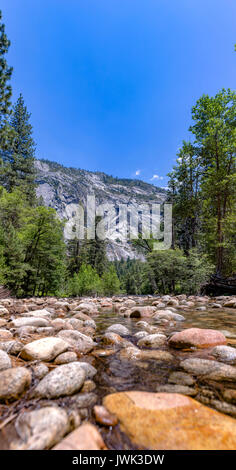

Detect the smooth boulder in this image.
[53,423,105,450]
[181,358,236,382]
[0,350,12,371]
[57,330,96,353]
[0,367,31,401]
[21,337,69,361]
[169,328,226,349]
[211,345,236,364]
[32,362,86,398]
[11,407,69,450]
[103,391,236,449]
[137,334,167,348]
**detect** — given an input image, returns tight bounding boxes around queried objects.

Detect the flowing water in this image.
[93,306,236,399]
[1,301,236,450]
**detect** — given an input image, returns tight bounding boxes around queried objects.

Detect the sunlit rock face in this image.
[35,159,166,260]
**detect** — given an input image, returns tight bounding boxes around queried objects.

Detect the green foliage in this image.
[190,89,236,273]
[3,94,36,203]
[144,249,214,295]
[168,89,236,276]
[0,187,66,296]
[102,265,120,295]
[68,264,103,297]
[0,10,13,153]
[67,215,108,277]
[114,258,145,294]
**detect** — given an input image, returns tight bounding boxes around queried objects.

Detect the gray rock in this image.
[211,345,236,364]
[198,396,236,418]
[67,318,84,330]
[11,407,69,450]
[54,351,78,364]
[32,362,86,398]
[137,333,167,348]
[0,329,13,340]
[156,384,197,396]
[14,326,37,337]
[57,330,96,353]
[69,392,98,408]
[0,350,12,371]
[134,331,149,339]
[181,358,236,382]
[11,317,50,328]
[83,319,96,329]
[168,371,196,386]
[23,309,51,319]
[0,340,23,355]
[136,321,149,328]
[0,307,9,316]
[77,362,97,379]
[153,311,185,322]
[32,363,49,379]
[21,337,69,361]
[223,389,236,404]
[0,367,31,401]
[36,327,55,335]
[106,324,129,336]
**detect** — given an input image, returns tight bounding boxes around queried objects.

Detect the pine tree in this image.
[86,215,108,276]
[0,10,13,156]
[190,89,236,273]
[4,94,36,203]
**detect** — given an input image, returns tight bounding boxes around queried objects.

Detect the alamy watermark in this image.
[64,195,172,250]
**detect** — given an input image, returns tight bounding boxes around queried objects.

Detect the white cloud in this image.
[150,174,164,181]
[135,169,141,176]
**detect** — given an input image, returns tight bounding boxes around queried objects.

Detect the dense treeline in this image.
[0,11,235,297]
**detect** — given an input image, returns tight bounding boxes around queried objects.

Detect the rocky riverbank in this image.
[0,294,236,450]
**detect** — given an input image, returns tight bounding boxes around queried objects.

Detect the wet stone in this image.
[69,392,98,409]
[168,371,196,386]
[106,324,129,336]
[156,384,197,397]
[93,405,118,426]
[211,345,236,364]
[181,358,236,382]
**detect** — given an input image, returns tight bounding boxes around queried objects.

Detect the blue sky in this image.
[2,1,236,187]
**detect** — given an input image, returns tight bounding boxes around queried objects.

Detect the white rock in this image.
[21,337,69,361]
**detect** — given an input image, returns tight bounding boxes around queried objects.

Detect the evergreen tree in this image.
[190,89,236,273]
[0,10,13,154]
[4,94,36,203]
[85,215,108,276]
[0,187,66,296]
[167,141,201,253]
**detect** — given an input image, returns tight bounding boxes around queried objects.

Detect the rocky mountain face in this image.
[35,159,167,260]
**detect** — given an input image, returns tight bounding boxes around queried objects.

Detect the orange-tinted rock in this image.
[93,405,118,426]
[92,349,115,358]
[103,391,236,450]
[52,423,106,450]
[169,328,226,349]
